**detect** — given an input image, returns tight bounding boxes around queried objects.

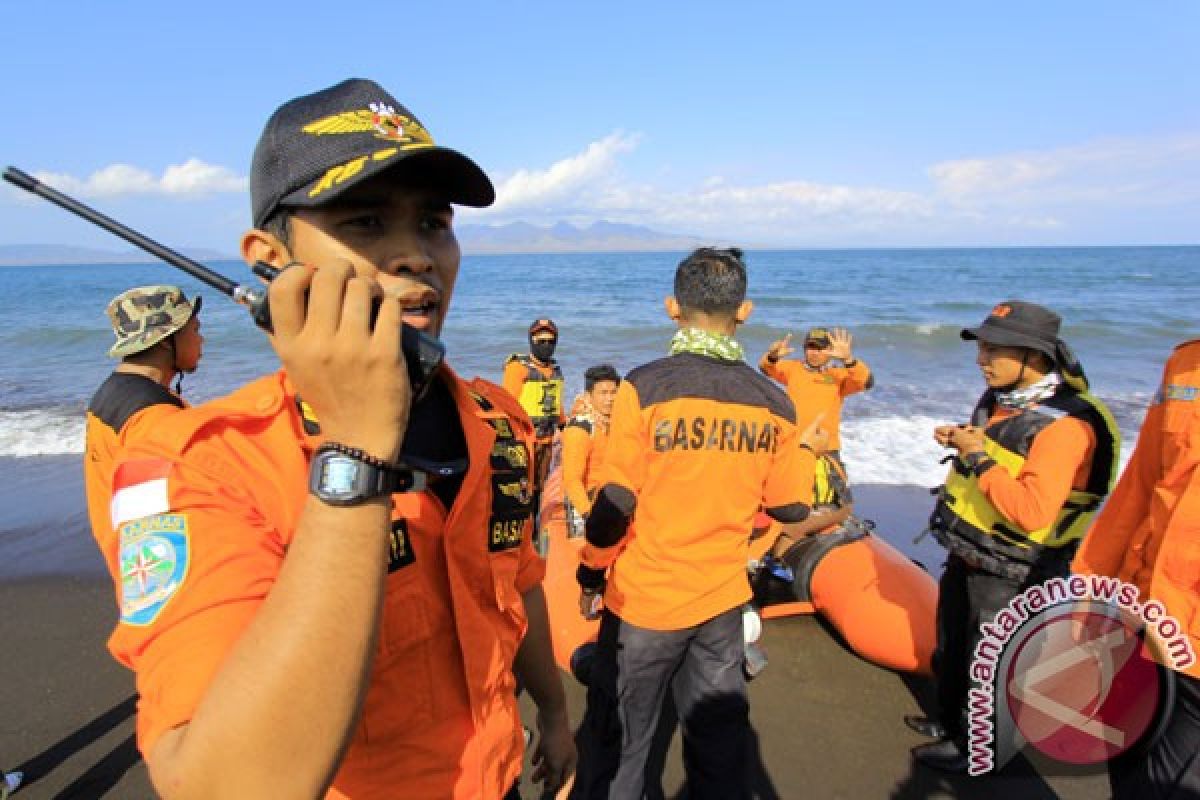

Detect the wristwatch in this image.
[308,448,424,506]
[959,450,994,476]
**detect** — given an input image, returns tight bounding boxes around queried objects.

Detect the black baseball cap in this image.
[805,327,832,346]
[250,78,495,228]
[961,301,1061,361]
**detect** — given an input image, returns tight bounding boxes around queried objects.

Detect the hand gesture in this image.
[767,333,794,361]
[829,328,854,361]
[933,424,986,456]
[267,261,412,463]
[800,412,830,454]
[529,708,578,795]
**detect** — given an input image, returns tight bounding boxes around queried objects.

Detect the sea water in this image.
[1,247,1196,568]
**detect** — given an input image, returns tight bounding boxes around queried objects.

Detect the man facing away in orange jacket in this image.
[570,247,818,799]
[84,284,203,587]
[1073,339,1200,798]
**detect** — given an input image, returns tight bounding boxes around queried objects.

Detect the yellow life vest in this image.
[508,353,564,437]
[813,453,850,508]
[931,388,1120,565]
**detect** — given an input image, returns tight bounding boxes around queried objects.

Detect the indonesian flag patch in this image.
[110,459,172,528]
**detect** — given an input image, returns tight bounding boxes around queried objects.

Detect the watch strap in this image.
[310,443,425,506]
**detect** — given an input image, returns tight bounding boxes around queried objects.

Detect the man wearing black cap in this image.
[908,300,1119,773]
[759,326,873,480]
[99,79,574,799]
[503,318,567,499]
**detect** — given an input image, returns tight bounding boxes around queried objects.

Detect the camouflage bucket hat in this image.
[106,285,201,358]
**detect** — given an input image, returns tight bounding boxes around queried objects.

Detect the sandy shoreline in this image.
[0,453,944,581]
[0,471,1113,798]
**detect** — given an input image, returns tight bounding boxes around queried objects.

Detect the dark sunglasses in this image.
[805,341,830,350]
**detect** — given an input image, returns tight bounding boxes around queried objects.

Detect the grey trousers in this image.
[571,606,749,800]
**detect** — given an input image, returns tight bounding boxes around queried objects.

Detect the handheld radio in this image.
[2,166,445,398]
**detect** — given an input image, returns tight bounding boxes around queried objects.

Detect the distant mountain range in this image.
[0,244,234,267]
[0,221,707,265]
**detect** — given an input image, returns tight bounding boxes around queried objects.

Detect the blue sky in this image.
[2,1,1197,250]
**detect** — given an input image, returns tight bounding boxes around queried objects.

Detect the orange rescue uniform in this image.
[104,368,543,799]
[974,406,1097,532]
[583,352,816,630]
[758,355,872,450]
[502,356,566,438]
[560,416,610,516]
[84,372,186,587]
[1074,340,1200,679]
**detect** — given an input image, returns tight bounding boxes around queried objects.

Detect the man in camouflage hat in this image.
[83,284,203,585]
[105,284,203,361]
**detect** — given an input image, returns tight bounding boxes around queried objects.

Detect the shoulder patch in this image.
[1163,384,1199,403]
[110,458,173,528]
[118,513,190,626]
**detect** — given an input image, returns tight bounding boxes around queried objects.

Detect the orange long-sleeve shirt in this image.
[976,405,1097,532]
[758,356,872,450]
[104,369,543,799]
[84,372,186,588]
[1074,340,1200,678]
[560,417,609,516]
[582,352,815,630]
[501,357,566,434]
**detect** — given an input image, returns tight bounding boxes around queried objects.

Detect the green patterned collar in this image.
[668,327,745,362]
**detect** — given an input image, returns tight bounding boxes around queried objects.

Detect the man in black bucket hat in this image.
[907,300,1120,773]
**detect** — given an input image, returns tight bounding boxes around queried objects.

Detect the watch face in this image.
[320,455,360,498]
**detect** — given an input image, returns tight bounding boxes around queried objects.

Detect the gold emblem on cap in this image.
[302,102,435,149]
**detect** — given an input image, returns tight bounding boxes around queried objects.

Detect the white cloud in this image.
[929,134,1200,208]
[929,157,1060,199]
[472,132,933,240]
[34,159,247,197]
[466,129,1200,244]
[489,132,640,213]
[8,130,1195,246]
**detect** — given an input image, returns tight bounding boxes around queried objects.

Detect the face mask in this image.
[531,339,557,362]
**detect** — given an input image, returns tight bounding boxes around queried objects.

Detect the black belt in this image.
[934,528,1032,582]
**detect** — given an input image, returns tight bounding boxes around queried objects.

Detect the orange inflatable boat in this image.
[539,463,602,680]
[539,467,937,681]
[748,514,937,676]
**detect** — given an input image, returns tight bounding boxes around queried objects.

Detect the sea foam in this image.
[839,414,951,487]
[0,410,84,457]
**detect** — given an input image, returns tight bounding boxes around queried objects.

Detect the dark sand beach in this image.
[0,472,1111,798]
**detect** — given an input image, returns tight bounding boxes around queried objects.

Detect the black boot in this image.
[912,738,968,773]
[904,714,946,739]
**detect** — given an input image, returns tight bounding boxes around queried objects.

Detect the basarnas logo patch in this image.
[119,513,190,626]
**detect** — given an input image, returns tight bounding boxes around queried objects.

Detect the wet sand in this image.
[517,613,1111,799]
[0,480,1111,798]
